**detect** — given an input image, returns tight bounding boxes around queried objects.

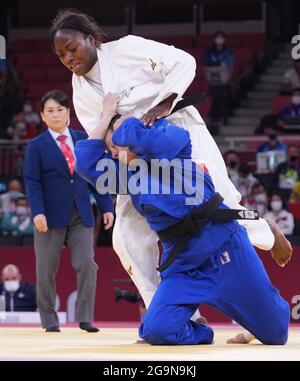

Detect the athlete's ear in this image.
[88,35,96,46]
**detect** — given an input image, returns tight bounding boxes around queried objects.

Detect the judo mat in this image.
[0,323,299,361]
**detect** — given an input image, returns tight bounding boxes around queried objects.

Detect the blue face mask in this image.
[9,191,22,200]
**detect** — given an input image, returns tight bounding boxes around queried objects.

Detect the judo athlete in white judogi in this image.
[50,9,292,340]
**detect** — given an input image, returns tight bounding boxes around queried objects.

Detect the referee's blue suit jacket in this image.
[23,128,114,229]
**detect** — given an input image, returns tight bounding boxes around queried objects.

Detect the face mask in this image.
[215,37,225,46]
[16,122,26,130]
[289,155,298,163]
[16,206,28,215]
[228,161,238,169]
[292,95,300,106]
[268,133,277,141]
[254,193,267,203]
[4,280,20,293]
[271,200,282,212]
[9,191,22,200]
[23,104,33,113]
[239,171,249,178]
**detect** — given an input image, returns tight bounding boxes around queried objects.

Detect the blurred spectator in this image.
[231,163,259,201]
[257,125,286,154]
[0,264,37,312]
[204,31,235,124]
[290,180,300,202]
[279,88,300,121]
[0,58,7,127]
[1,195,34,236]
[264,193,294,235]
[0,179,23,217]
[7,98,40,140]
[244,183,269,217]
[281,59,300,95]
[0,58,7,97]
[224,150,240,181]
[254,114,283,135]
[274,145,300,191]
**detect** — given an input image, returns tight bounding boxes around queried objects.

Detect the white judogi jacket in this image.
[72,35,198,132]
[72,35,274,307]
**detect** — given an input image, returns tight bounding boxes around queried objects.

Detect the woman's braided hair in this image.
[49,8,108,48]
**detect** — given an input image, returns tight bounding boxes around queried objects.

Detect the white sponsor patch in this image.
[220,251,231,265]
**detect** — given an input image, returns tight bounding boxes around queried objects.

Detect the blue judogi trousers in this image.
[139,227,290,345]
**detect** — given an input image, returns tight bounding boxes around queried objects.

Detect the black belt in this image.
[157,193,259,272]
[170,92,207,115]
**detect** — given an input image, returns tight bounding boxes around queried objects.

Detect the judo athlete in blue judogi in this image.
[74,93,290,346]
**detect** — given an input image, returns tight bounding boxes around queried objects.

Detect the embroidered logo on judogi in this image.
[220,251,231,265]
[149,58,157,71]
[120,87,133,99]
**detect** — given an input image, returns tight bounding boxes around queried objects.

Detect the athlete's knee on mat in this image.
[139,313,180,345]
[259,323,289,345]
[257,302,290,345]
[139,315,214,345]
[139,318,168,344]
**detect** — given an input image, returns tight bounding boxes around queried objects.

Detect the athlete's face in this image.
[53,29,98,76]
[105,129,137,166]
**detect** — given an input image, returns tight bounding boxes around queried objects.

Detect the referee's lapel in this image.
[43,130,71,176]
[69,129,81,145]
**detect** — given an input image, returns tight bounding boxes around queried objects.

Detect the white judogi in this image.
[72,35,274,308]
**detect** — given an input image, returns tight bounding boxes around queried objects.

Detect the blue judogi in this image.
[75,117,290,345]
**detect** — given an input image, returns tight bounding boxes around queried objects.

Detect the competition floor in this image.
[0,323,299,361]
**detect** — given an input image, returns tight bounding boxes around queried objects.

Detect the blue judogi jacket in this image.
[75,117,238,275]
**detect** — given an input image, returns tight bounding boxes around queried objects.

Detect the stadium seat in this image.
[12,39,35,53]
[45,67,72,83]
[151,36,194,49]
[289,202,300,220]
[15,53,37,69]
[70,116,83,131]
[33,39,52,53]
[240,34,266,50]
[234,48,256,67]
[195,97,212,118]
[39,52,60,68]
[26,83,52,99]
[195,36,212,49]
[272,96,291,114]
[21,68,47,83]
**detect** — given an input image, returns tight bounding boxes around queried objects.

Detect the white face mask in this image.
[16,206,28,216]
[254,193,267,203]
[215,37,225,46]
[16,122,26,130]
[23,104,33,113]
[271,200,282,212]
[4,280,20,293]
[292,95,300,106]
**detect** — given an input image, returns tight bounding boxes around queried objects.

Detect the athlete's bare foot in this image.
[195,316,208,325]
[135,339,147,344]
[266,219,292,267]
[227,332,255,344]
